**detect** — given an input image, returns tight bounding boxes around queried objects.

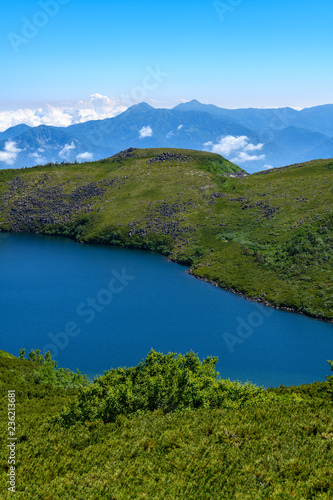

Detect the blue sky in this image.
[0,0,332,125]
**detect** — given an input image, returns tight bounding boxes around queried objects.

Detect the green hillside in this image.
[0,350,332,499]
[0,148,332,320]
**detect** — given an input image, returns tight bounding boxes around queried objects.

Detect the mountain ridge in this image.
[0,100,332,172]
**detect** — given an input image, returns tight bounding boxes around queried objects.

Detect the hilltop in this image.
[0,148,332,320]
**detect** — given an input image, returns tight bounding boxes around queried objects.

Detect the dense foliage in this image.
[0,350,332,499]
[54,350,274,427]
[327,360,333,397]
[18,348,89,390]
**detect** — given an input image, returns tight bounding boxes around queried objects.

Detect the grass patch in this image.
[0,350,332,499]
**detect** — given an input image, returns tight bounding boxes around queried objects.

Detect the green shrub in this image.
[54,350,275,426]
[326,360,333,399]
[19,349,89,390]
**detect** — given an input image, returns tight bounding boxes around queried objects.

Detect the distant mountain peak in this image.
[126,102,154,113]
[173,100,211,112]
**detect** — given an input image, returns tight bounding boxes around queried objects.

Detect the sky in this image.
[0,0,332,129]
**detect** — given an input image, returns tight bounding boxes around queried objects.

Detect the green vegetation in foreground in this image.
[0,350,333,499]
[0,148,332,319]
[0,351,16,359]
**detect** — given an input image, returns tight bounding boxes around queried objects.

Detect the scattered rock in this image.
[0,176,123,232]
[148,152,192,164]
[222,171,249,178]
[110,148,137,160]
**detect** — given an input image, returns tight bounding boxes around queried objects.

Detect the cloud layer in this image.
[0,141,22,165]
[0,94,128,133]
[204,135,265,163]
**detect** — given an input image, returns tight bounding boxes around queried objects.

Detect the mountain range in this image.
[1,100,333,172]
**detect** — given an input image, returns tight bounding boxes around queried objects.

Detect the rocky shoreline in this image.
[1,223,332,323]
[185,269,333,324]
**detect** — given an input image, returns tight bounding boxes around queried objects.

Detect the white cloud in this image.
[30,152,46,164]
[178,124,183,130]
[243,142,265,152]
[0,140,22,165]
[139,125,153,138]
[0,94,129,132]
[231,152,265,163]
[59,142,76,160]
[166,131,174,139]
[204,135,265,164]
[77,152,94,162]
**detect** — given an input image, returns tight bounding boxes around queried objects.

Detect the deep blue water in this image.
[1,232,333,387]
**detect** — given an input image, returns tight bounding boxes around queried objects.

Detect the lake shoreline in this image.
[2,230,333,388]
[186,269,333,324]
[2,227,333,324]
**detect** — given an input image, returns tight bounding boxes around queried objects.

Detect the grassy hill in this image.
[0,350,332,499]
[0,148,332,320]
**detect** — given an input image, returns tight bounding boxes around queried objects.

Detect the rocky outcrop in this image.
[128,200,197,240]
[0,175,123,232]
[240,200,280,220]
[148,152,192,164]
[207,193,226,206]
[110,148,138,160]
[226,171,249,178]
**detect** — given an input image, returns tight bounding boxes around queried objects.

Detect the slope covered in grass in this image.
[0,149,332,319]
[0,350,332,499]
